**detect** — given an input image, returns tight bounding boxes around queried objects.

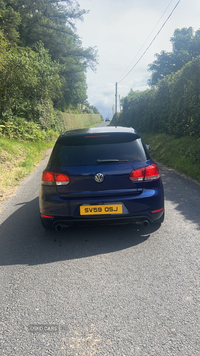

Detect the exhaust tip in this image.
[143,220,150,227]
[54,223,69,230]
[55,224,62,231]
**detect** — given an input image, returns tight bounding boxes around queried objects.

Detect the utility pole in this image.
[115,82,117,114]
[119,95,121,111]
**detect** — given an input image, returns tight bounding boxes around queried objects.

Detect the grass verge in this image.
[0,115,103,205]
[0,138,55,203]
[141,133,200,183]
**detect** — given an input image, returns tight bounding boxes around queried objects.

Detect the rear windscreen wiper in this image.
[97,159,128,164]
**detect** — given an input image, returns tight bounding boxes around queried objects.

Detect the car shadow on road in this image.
[159,164,200,230]
[0,197,161,266]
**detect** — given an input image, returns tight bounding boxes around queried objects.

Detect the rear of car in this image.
[39,127,164,230]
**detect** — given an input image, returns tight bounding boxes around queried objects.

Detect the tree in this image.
[12,0,98,109]
[171,27,193,53]
[0,0,21,43]
[0,42,62,125]
[148,50,192,86]
[148,27,200,86]
[0,0,98,110]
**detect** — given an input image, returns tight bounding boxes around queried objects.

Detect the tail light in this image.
[130,164,160,182]
[42,171,70,185]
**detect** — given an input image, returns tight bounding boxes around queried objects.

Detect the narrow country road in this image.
[0,142,200,355]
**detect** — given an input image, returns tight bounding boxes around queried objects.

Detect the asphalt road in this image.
[0,142,200,355]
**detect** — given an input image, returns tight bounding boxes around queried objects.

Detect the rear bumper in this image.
[40,184,164,228]
[41,210,164,229]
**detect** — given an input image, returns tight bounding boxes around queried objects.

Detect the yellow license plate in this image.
[80,204,123,216]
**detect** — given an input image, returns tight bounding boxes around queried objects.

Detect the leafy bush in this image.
[0,116,59,141]
[0,41,62,122]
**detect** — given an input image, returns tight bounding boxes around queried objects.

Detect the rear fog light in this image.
[41,214,53,219]
[151,208,164,213]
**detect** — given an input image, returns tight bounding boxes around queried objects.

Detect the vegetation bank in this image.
[111,27,200,183]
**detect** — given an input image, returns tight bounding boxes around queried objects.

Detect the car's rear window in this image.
[49,134,150,167]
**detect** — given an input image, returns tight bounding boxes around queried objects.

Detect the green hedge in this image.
[112,56,200,138]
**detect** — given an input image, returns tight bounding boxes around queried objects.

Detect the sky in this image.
[76,0,200,119]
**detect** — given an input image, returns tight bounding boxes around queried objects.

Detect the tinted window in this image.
[49,135,150,167]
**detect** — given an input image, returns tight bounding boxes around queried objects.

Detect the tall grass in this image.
[141,133,200,182]
[0,138,54,201]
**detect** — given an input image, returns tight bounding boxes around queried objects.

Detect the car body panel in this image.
[39,126,164,229]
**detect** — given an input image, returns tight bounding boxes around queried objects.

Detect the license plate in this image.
[80,204,123,216]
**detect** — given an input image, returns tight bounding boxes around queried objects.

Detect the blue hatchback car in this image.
[39,126,164,230]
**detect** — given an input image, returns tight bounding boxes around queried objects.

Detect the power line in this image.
[117,0,175,83]
[118,0,181,84]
